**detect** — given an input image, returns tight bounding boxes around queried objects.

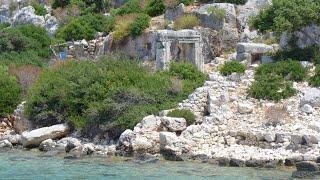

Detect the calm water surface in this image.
[0,150,293,180]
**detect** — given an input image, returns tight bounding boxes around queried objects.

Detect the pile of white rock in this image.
[0,123,116,158]
[119,55,320,167]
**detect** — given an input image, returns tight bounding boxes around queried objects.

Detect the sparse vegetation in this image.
[248,75,296,101]
[255,60,308,82]
[219,61,246,76]
[309,66,320,87]
[167,109,196,125]
[207,6,226,20]
[174,15,200,30]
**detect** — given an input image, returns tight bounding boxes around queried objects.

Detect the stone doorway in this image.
[156,30,204,72]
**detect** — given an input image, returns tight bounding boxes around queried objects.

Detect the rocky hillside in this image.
[0,0,320,178]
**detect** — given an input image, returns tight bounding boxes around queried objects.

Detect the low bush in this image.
[207,6,226,20]
[112,14,137,43]
[129,14,150,37]
[112,13,150,43]
[0,23,10,30]
[255,60,308,82]
[32,1,47,16]
[219,61,246,76]
[111,0,143,16]
[174,15,200,30]
[56,14,114,41]
[145,0,166,17]
[272,46,320,64]
[0,51,47,67]
[0,66,21,117]
[52,0,70,9]
[309,66,320,87]
[167,109,196,125]
[251,0,320,35]
[25,58,206,138]
[247,75,296,101]
[0,25,51,58]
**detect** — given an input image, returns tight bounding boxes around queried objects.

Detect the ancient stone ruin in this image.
[156,30,204,72]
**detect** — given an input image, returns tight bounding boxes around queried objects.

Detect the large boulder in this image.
[39,139,56,152]
[21,124,69,148]
[300,88,320,108]
[0,140,13,148]
[280,24,320,49]
[164,3,185,21]
[237,43,274,54]
[161,117,187,132]
[12,6,45,27]
[0,6,10,23]
[236,0,272,29]
[44,14,58,36]
[193,3,236,30]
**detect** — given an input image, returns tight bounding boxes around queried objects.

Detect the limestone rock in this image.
[300,104,314,114]
[0,140,13,148]
[237,43,274,54]
[164,3,185,21]
[132,137,153,154]
[238,102,254,114]
[39,139,56,152]
[159,132,179,149]
[21,124,69,147]
[161,116,187,132]
[12,6,45,27]
[118,129,135,148]
[44,14,58,36]
[300,88,320,108]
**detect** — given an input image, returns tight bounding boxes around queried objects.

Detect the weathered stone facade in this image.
[156,30,204,72]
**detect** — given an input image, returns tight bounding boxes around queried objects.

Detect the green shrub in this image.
[174,15,200,30]
[247,75,296,101]
[0,66,21,117]
[251,0,320,35]
[309,66,320,87]
[129,14,150,37]
[0,23,10,30]
[56,14,115,41]
[32,1,47,16]
[255,60,308,82]
[74,0,109,13]
[145,0,166,17]
[219,0,247,4]
[0,25,51,57]
[0,51,47,67]
[56,17,95,41]
[52,0,70,9]
[219,61,246,76]
[167,109,196,125]
[273,46,320,64]
[207,6,226,20]
[111,0,143,16]
[16,25,51,57]
[25,58,206,137]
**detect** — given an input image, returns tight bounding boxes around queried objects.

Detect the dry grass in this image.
[174,14,200,30]
[168,77,183,95]
[112,14,138,44]
[264,105,292,126]
[8,65,42,96]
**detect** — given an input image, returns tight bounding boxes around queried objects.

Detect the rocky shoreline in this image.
[1,55,320,179]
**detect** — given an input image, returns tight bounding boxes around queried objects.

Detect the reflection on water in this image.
[0,150,293,180]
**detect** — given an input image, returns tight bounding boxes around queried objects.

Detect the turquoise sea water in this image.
[0,150,293,180]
